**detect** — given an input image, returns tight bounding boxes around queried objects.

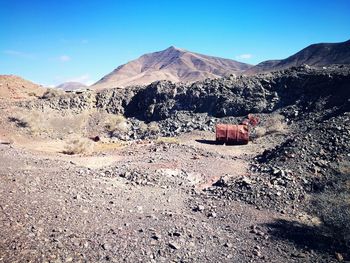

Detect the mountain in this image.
[92,46,252,89]
[56,82,87,91]
[246,39,350,74]
[0,75,45,100]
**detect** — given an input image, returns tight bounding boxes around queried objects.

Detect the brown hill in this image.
[92,46,252,89]
[246,39,350,74]
[0,75,45,100]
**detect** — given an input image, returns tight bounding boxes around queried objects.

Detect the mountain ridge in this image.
[92,46,252,89]
[246,39,350,74]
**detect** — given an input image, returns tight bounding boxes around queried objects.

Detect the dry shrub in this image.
[63,137,94,155]
[148,122,160,134]
[9,111,46,135]
[41,88,64,99]
[156,137,180,144]
[105,114,128,136]
[27,92,38,97]
[255,114,287,138]
[265,114,287,134]
[255,127,267,138]
[139,122,148,133]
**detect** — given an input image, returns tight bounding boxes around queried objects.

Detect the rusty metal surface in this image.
[216,124,249,145]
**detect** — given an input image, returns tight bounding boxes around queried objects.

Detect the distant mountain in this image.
[92,46,252,89]
[0,75,45,100]
[56,82,87,91]
[246,39,350,74]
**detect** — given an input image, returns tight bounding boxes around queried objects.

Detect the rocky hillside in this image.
[0,75,45,100]
[246,40,350,74]
[92,46,252,89]
[29,65,350,137]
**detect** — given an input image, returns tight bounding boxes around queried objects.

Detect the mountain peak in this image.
[92,47,252,89]
[166,45,184,51]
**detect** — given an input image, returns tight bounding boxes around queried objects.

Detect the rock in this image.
[194,205,205,212]
[213,175,230,187]
[168,242,180,250]
[151,234,161,240]
[102,243,110,250]
[335,252,343,262]
[208,211,217,218]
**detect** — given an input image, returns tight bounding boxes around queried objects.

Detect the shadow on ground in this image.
[264,219,348,260]
[195,139,220,145]
[195,139,246,146]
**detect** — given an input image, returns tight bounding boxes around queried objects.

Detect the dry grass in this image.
[94,142,123,152]
[255,114,288,138]
[62,137,94,155]
[41,88,64,99]
[105,114,128,136]
[139,121,148,133]
[148,122,160,134]
[9,111,46,135]
[156,137,180,144]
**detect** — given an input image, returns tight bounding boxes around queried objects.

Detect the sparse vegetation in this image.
[254,114,288,138]
[41,88,64,99]
[156,137,180,144]
[138,121,148,133]
[9,111,45,135]
[148,122,160,134]
[62,137,94,155]
[105,114,128,137]
[28,92,38,97]
[312,160,350,247]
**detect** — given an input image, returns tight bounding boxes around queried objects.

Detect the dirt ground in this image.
[0,111,340,263]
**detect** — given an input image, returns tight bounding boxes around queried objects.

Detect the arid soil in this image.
[0,65,349,262]
[0,127,342,263]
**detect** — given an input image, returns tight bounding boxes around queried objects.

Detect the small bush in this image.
[265,114,287,134]
[139,122,148,133]
[8,116,29,128]
[254,114,287,138]
[63,137,94,155]
[105,114,128,137]
[41,88,63,99]
[148,122,160,134]
[255,127,267,138]
[27,92,38,97]
[156,137,180,144]
[9,112,45,134]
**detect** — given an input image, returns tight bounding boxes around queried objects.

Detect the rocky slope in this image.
[92,46,252,89]
[246,39,350,74]
[0,75,45,100]
[42,65,348,120]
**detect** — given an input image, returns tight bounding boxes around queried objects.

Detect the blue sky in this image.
[1,0,349,86]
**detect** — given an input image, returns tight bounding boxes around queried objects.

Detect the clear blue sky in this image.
[1,0,349,86]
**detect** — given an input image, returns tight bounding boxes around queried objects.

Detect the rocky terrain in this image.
[92,46,252,89]
[0,65,349,262]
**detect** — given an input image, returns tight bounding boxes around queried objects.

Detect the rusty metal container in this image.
[216,124,249,145]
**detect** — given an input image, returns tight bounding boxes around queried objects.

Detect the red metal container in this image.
[216,124,249,145]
